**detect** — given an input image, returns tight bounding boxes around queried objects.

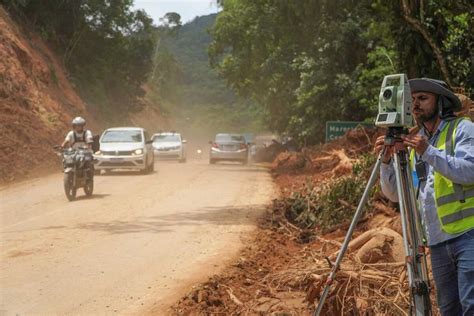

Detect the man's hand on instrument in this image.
[374,136,394,164]
[401,135,429,155]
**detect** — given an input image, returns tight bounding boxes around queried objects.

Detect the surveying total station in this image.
[314,74,432,316]
[376,74,413,128]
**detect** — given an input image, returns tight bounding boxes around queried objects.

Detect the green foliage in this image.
[282,154,377,231]
[4,0,156,119]
[210,0,473,144]
[443,12,472,85]
[352,153,377,178]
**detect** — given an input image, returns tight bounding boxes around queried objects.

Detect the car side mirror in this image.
[182,140,187,144]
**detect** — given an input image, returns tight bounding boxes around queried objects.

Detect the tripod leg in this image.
[393,151,431,316]
[313,150,385,316]
[403,153,431,295]
[392,152,415,277]
[401,151,432,316]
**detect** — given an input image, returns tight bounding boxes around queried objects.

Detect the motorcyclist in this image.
[61,116,94,177]
[61,117,93,149]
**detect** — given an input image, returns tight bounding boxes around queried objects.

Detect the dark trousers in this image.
[430,230,474,316]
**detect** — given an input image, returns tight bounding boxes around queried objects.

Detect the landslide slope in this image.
[0,6,93,183]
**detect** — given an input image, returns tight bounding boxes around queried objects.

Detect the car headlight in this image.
[95,150,102,155]
[134,149,143,155]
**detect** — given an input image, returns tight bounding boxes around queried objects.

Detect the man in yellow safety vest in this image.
[375,78,474,315]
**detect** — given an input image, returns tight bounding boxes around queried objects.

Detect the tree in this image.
[209,0,472,144]
[150,12,182,81]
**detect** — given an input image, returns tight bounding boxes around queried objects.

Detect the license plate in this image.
[111,158,124,162]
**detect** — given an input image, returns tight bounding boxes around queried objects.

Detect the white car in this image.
[94,127,154,173]
[151,132,187,163]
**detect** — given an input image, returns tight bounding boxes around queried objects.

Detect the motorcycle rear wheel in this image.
[64,173,77,201]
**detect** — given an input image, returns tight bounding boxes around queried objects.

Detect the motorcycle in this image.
[54,145,94,201]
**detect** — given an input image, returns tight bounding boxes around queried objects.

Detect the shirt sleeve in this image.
[85,130,94,143]
[65,131,74,143]
[380,161,399,202]
[421,120,474,185]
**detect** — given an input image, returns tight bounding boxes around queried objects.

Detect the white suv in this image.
[151,132,187,163]
[94,127,155,173]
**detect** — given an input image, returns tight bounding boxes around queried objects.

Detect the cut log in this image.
[330,227,405,263]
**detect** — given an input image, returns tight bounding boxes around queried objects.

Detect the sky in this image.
[132,0,220,25]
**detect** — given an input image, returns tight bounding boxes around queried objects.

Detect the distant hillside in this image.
[158,14,263,136]
[165,14,233,105]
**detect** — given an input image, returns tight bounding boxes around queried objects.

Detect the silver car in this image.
[152,132,187,163]
[209,133,248,164]
[94,127,154,173]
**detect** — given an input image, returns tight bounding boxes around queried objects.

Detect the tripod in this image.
[313,128,432,316]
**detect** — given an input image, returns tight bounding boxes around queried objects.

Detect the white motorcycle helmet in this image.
[72,116,86,126]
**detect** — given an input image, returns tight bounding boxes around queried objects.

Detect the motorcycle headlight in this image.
[134,149,143,155]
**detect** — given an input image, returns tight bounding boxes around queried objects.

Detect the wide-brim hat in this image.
[409,78,462,111]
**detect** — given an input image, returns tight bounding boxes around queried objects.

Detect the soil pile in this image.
[272,127,381,192]
[0,6,94,183]
[172,207,413,315]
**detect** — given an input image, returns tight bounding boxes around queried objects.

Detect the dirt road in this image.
[0,159,274,315]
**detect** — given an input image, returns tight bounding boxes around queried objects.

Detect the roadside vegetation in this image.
[209,0,472,144]
[281,153,377,232]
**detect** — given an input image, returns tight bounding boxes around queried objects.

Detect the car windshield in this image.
[101,130,142,143]
[153,134,180,142]
[215,134,244,142]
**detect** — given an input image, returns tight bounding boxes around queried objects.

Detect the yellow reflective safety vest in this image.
[410,117,474,235]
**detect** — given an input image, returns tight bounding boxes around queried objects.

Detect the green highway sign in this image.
[325,121,373,142]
